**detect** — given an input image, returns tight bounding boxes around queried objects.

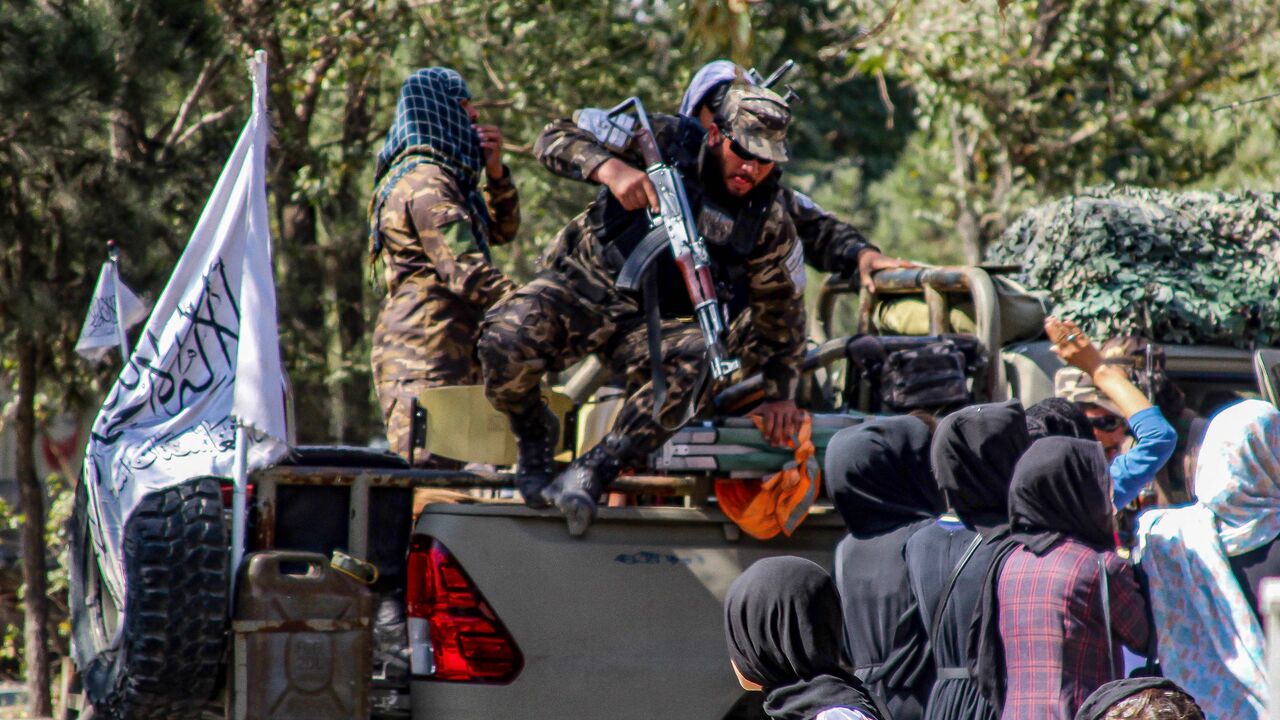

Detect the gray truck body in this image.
[410,504,845,719]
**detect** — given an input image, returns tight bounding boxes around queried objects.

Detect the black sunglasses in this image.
[1088,414,1125,432]
[719,127,771,165]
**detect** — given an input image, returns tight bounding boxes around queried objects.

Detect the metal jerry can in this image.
[232,551,374,719]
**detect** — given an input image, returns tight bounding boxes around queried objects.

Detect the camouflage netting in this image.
[986,185,1280,348]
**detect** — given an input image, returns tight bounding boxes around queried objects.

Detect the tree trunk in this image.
[14,331,51,718]
[949,120,983,264]
[318,219,367,443]
[277,190,330,443]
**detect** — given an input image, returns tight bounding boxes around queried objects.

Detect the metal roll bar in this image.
[816,266,1007,402]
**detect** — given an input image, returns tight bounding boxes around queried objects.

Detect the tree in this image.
[1,1,241,712]
[825,0,1280,261]
[0,3,117,713]
[212,0,411,442]
[405,0,916,274]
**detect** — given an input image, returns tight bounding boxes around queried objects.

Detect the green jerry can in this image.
[232,551,374,719]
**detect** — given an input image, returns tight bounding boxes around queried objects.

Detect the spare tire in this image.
[69,477,228,719]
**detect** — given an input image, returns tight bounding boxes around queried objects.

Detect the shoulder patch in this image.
[784,239,806,295]
[791,190,823,213]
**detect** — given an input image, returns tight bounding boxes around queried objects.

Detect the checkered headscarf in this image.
[375,68,484,188]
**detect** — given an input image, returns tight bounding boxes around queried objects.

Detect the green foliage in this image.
[4,0,1279,442]
[842,0,1280,260]
[987,185,1280,347]
[401,0,916,280]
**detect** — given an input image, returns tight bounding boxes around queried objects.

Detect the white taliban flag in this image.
[81,52,288,605]
[75,254,150,362]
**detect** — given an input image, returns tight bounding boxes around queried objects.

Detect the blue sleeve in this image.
[1110,407,1178,508]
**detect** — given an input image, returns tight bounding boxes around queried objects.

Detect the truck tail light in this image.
[405,535,523,683]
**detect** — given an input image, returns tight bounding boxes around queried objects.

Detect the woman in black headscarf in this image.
[724,557,884,720]
[971,437,1149,718]
[1025,397,1093,441]
[824,416,945,720]
[903,401,1030,720]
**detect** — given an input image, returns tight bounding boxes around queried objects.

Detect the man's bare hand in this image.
[592,158,659,212]
[1045,316,1103,375]
[858,249,915,294]
[475,124,505,179]
[749,399,807,449]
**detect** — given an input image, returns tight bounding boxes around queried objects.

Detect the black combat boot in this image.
[542,436,632,537]
[509,404,559,509]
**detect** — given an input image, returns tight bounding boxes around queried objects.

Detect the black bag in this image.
[881,338,971,411]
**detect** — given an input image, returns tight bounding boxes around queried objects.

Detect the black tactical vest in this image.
[589,121,778,320]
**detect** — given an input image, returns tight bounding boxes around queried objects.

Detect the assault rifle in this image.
[603,96,741,384]
[748,59,800,103]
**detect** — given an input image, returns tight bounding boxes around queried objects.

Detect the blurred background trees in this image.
[0,0,1276,710]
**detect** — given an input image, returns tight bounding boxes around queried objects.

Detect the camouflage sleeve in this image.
[534,113,691,182]
[534,117,619,182]
[401,195,513,308]
[483,165,520,246]
[779,187,878,277]
[745,201,807,401]
[439,224,516,308]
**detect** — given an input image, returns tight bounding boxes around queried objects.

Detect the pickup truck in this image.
[66,266,1280,720]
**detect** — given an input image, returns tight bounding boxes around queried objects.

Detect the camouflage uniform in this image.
[370,159,519,462]
[479,98,805,470]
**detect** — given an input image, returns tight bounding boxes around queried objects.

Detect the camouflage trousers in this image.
[372,282,492,467]
[478,274,722,465]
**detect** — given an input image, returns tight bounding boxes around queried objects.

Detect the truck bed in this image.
[411,502,846,720]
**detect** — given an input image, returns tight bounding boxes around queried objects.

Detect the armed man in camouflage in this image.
[369,68,519,465]
[478,85,807,535]
[680,60,912,292]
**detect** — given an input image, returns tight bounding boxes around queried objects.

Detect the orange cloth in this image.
[715,414,821,540]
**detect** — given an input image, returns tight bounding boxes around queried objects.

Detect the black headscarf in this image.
[1008,436,1116,553]
[970,437,1118,711]
[931,400,1030,526]
[1026,397,1094,441]
[824,416,944,535]
[724,557,882,720]
[1073,677,1201,720]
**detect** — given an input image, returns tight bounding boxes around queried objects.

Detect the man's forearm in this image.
[1092,365,1153,419]
[783,188,877,275]
[533,118,616,182]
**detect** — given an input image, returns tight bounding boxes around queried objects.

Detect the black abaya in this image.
[834,523,934,720]
[825,416,945,720]
[905,517,1002,720]
[1229,535,1280,621]
[906,402,1031,720]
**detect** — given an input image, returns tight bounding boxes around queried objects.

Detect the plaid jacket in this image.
[997,539,1150,719]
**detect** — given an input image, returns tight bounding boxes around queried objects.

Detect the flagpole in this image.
[107,240,131,361]
[229,49,269,591]
[230,418,248,593]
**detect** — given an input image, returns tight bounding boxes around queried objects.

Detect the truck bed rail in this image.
[817,266,1007,402]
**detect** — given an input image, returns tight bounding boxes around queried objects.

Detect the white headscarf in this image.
[1194,399,1280,554]
[1135,399,1280,720]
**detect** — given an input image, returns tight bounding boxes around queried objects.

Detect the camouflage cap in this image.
[1054,367,1123,416]
[718,84,791,163]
